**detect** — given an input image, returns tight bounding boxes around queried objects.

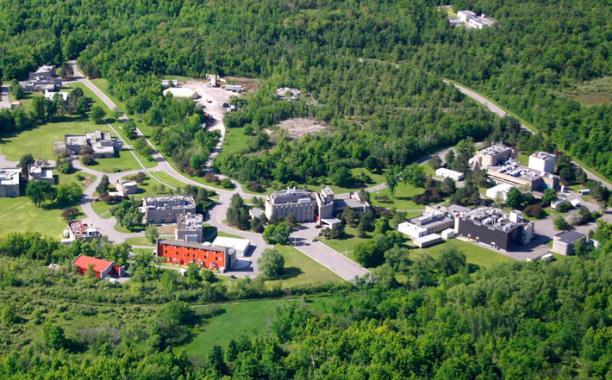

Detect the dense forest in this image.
[0,0,609,179]
[0,222,610,378]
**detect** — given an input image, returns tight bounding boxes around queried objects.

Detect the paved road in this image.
[75,65,367,280]
[446,80,612,189]
[290,223,369,280]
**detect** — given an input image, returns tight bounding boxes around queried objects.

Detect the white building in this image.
[485,183,515,202]
[455,10,496,29]
[413,233,443,248]
[435,167,465,181]
[212,236,251,257]
[115,180,138,196]
[528,152,556,174]
[44,90,68,101]
[163,87,198,99]
[0,168,21,197]
[28,163,55,184]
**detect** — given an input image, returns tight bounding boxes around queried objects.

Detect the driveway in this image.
[0,84,10,109]
[290,223,369,281]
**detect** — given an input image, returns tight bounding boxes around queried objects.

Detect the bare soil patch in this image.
[276,118,330,139]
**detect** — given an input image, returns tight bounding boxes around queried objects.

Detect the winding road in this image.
[445,79,611,189]
[70,64,368,281]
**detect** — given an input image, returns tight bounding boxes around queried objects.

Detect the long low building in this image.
[156,239,235,272]
[212,236,251,257]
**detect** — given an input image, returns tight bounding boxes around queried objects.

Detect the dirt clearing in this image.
[277,118,330,139]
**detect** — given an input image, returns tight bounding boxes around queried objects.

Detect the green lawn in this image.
[91,200,113,219]
[181,296,335,360]
[125,236,154,246]
[0,197,70,238]
[370,182,426,216]
[266,245,343,288]
[0,119,110,161]
[411,239,514,269]
[87,151,142,173]
[320,226,372,260]
[217,127,249,161]
[148,170,189,190]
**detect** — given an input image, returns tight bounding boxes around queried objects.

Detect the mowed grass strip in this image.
[410,239,514,269]
[265,245,343,288]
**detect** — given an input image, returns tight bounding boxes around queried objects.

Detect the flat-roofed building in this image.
[398,210,455,240]
[486,159,559,191]
[0,168,21,197]
[552,230,586,256]
[212,236,251,257]
[470,143,516,169]
[115,180,138,196]
[456,207,534,251]
[485,183,514,202]
[435,167,465,181]
[265,188,316,222]
[23,65,62,92]
[28,162,55,184]
[528,152,556,174]
[156,239,235,272]
[175,213,203,242]
[64,131,121,157]
[142,195,196,224]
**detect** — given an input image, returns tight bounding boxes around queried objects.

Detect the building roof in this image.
[554,230,585,244]
[177,213,203,231]
[163,87,196,98]
[212,237,251,252]
[530,151,556,161]
[73,255,113,273]
[143,195,196,209]
[0,168,20,186]
[158,239,228,253]
[268,188,314,205]
[249,207,264,218]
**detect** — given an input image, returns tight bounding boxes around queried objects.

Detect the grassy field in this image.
[181,296,336,360]
[125,236,154,246]
[561,76,612,106]
[320,226,372,260]
[266,245,342,288]
[411,239,514,269]
[87,151,142,173]
[370,182,425,216]
[0,119,110,160]
[0,197,71,238]
[148,170,189,190]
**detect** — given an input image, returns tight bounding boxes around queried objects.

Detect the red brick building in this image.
[156,239,235,272]
[72,255,124,279]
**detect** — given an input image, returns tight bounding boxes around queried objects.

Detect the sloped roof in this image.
[72,255,113,273]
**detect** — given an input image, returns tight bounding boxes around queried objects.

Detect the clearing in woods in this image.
[276,117,329,139]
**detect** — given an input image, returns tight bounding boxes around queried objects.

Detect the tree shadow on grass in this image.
[277,266,304,280]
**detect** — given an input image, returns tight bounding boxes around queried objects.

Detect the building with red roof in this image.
[72,255,124,279]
